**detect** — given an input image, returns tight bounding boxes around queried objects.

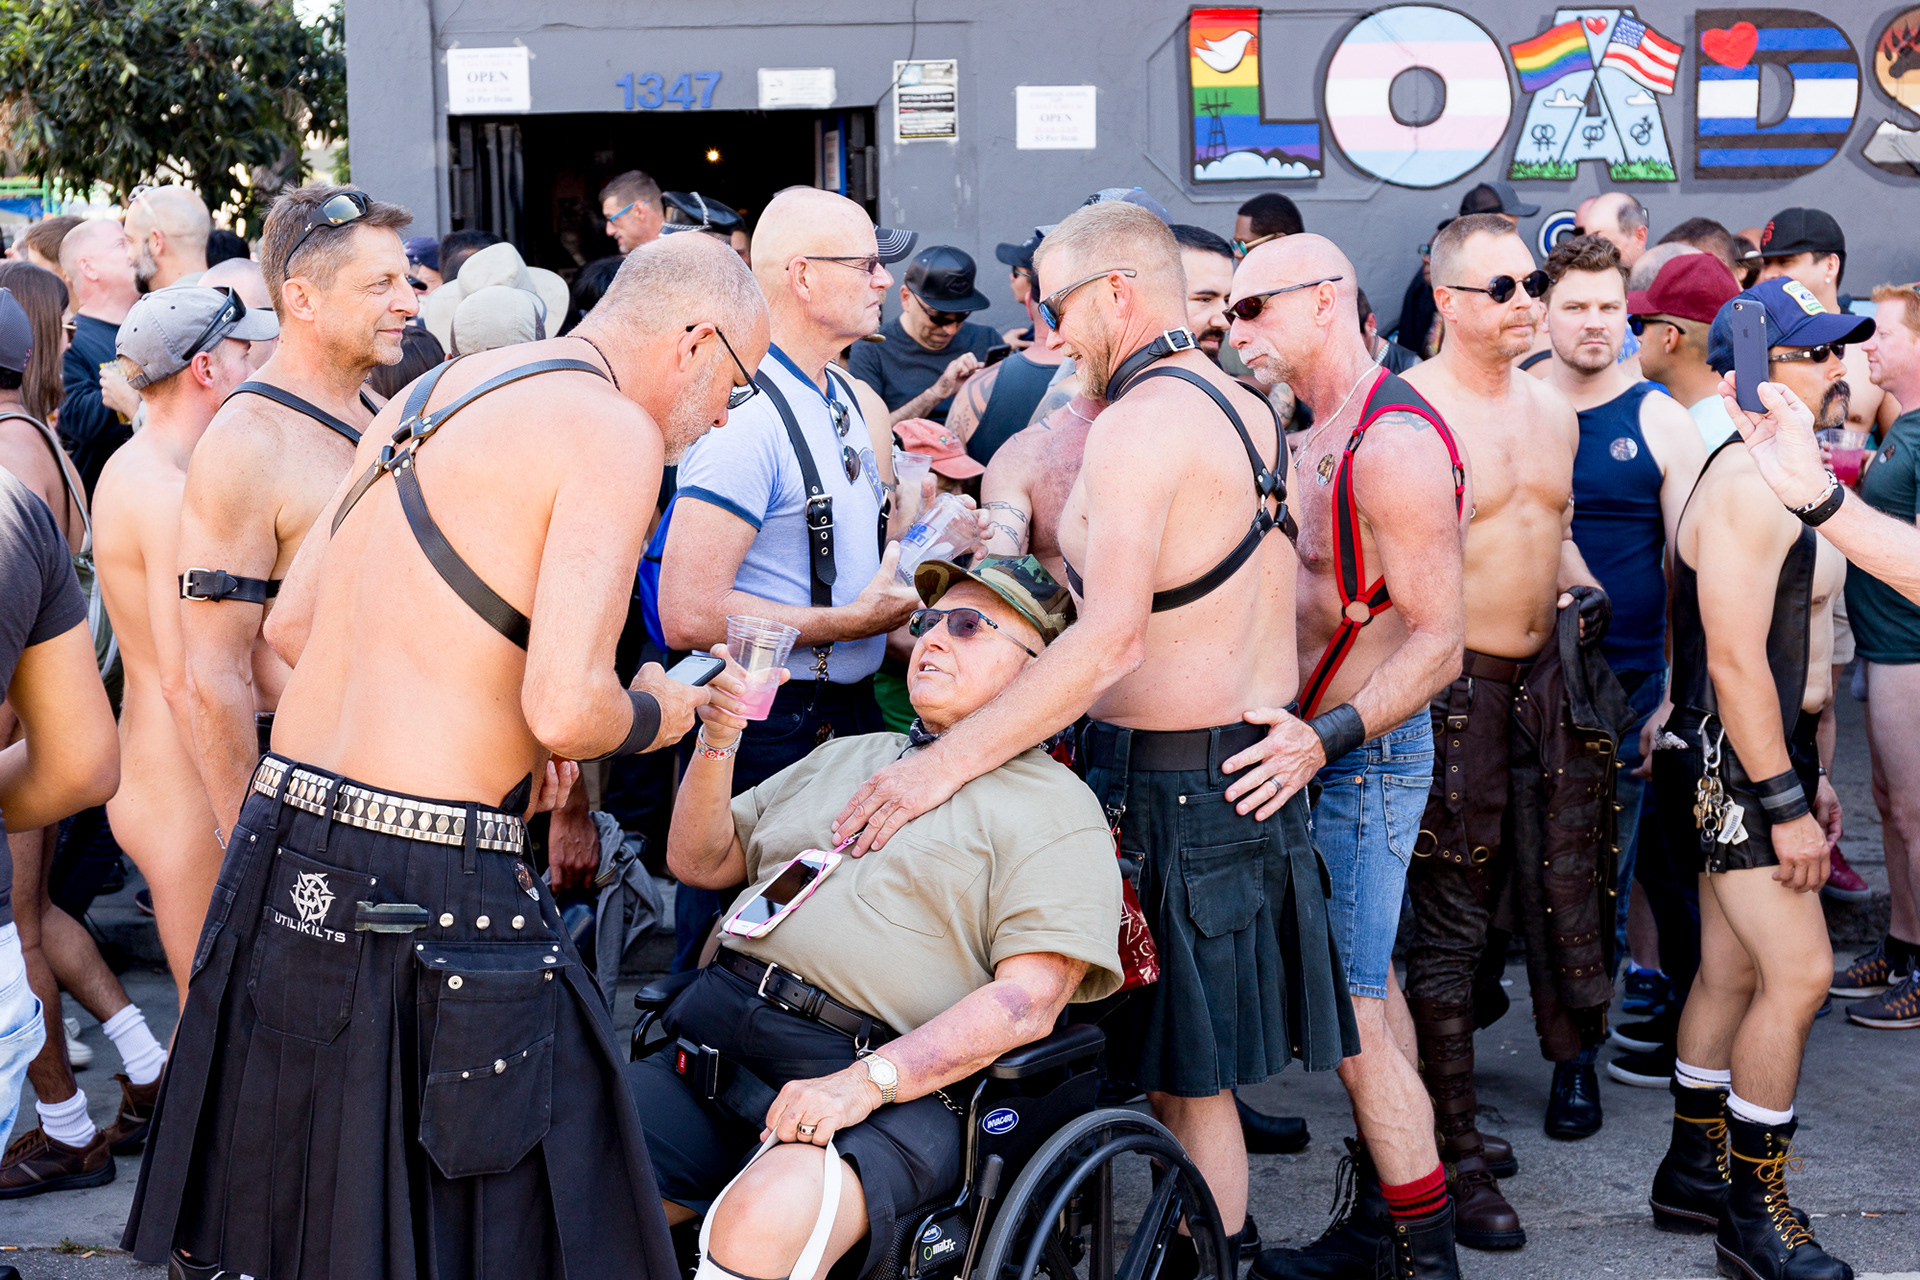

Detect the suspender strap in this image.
[226,381,365,445]
[1298,370,1467,718]
[329,357,608,649]
[754,370,837,689]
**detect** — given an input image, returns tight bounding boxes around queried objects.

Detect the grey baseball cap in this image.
[0,288,31,373]
[116,286,278,389]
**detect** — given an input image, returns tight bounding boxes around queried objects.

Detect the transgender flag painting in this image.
[1190,8,1324,181]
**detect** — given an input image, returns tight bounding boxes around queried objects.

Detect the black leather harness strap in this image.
[331,357,609,649]
[753,370,838,698]
[179,567,279,605]
[225,380,374,445]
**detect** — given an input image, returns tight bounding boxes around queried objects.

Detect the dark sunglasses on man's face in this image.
[919,303,967,327]
[1037,268,1137,331]
[1226,275,1344,323]
[282,191,370,278]
[1446,270,1551,304]
[1772,342,1845,366]
[1628,315,1687,338]
[907,606,1039,658]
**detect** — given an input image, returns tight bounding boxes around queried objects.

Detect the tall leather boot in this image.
[1252,1138,1388,1280]
[1716,1115,1853,1280]
[1382,1201,1463,1280]
[1409,996,1525,1251]
[1649,1081,1729,1233]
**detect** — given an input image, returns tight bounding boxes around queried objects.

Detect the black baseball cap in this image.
[995,229,1045,272]
[0,288,30,374]
[905,245,991,314]
[1759,208,1845,260]
[1460,181,1539,218]
[659,191,744,236]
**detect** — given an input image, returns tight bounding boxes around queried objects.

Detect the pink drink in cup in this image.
[724,615,800,721]
[1819,428,1869,486]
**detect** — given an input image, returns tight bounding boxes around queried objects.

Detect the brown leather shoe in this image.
[1479,1131,1518,1178]
[99,1072,162,1155]
[1446,1148,1525,1250]
[0,1126,116,1199]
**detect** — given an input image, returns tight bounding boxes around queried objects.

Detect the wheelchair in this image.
[633,970,1232,1280]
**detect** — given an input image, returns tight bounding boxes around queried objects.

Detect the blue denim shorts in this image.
[1310,714,1434,999]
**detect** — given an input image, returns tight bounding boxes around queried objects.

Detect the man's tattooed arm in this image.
[981,500,1031,557]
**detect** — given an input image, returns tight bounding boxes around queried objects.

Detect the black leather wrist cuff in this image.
[1791,475,1844,527]
[1753,769,1811,823]
[592,691,661,760]
[1307,702,1367,764]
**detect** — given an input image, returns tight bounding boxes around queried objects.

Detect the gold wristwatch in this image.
[861,1052,899,1105]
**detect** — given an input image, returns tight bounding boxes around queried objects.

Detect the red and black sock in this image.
[1381,1164,1449,1221]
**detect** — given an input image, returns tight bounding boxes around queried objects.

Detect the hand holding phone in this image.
[984,343,1012,367]
[665,653,726,686]
[1728,299,1769,415]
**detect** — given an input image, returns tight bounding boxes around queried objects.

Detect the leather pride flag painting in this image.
[1695,10,1861,178]
[1190,8,1323,180]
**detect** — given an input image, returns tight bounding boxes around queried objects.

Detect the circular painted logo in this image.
[1538,210,1578,260]
[981,1107,1020,1135]
[1610,437,1640,462]
[1875,9,1920,111]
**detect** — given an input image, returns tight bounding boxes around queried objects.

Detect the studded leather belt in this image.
[250,755,527,855]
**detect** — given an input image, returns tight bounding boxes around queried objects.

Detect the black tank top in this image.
[967,352,1055,465]
[1670,438,1816,734]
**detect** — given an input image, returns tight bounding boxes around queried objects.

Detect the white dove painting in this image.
[1190,7,1323,180]
[1193,28,1254,74]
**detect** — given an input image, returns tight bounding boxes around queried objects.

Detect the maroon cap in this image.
[1627,253,1741,325]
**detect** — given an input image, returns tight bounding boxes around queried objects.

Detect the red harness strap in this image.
[1297,369,1466,720]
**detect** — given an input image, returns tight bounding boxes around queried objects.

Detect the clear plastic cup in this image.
[896,492,980,582]
[1818,427,1870,486]
[892,448,934,523]
[724,615,800,720]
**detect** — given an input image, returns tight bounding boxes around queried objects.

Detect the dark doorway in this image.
[449,109,878,275]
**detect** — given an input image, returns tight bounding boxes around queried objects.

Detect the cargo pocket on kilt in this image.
[415,942,561,1178]
[1177,795,1266,938]
[247,846,371,1043]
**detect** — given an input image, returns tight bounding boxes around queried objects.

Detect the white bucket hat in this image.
[421,241,569,351]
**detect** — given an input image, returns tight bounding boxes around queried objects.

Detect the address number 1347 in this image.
[617,71,722,111]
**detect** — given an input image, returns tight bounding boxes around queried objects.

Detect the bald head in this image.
[127,186,212,289]
[1576,192,1649,266]
[59,218,140,314]
[749,188,875,294]
[592,229,768,345]
[1231,234,1364,391]
[1627,242,1700,292]
[1238,233,1355,308]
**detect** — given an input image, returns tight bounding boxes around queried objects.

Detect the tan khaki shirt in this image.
[726,733,1123,1033]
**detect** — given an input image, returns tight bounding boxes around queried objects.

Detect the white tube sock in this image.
[1728,1090,1794,1126]
[1674,1059,1732,1091]
[102,1004,167,1086]
[36,1089,96,1149]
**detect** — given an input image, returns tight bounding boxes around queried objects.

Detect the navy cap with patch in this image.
[1706,277,1875,374]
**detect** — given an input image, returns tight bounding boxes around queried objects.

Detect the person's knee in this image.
[709,1146,833,1245]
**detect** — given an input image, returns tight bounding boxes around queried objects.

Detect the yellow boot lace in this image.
[1734,1140,1813,1249]
[1679,1111,1730,1180]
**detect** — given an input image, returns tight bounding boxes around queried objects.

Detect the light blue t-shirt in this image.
[675,344,887,683]
[1688,394,1738,453]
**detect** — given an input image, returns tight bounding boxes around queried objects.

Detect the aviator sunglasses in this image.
[1446,270,1551,304]
[281,191,369,278]
[1226,275,1344,323]
[907,607,1039,658]
[1037,268,1137,331]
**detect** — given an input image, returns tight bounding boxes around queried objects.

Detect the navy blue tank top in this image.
[1571,381,1667,673]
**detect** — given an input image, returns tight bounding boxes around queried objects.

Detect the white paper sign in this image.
[447,46,530,114]
[894,59,958,143]
[1016,85,1097,150]
[758,67,837,110]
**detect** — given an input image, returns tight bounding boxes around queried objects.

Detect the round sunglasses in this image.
[1226,275,1344,323]
[907,607,1039,658]
[1446,270,1551,304]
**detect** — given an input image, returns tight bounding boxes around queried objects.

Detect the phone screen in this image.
[984,344,1012,367]
[732,857,822,928]
[1730,300,1769,414]
[665,654,726,686]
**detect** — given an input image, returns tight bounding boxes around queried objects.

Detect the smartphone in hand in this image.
[664,653,726,686]
[1728,299,1769,415]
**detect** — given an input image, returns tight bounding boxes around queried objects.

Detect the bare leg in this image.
[1627,883,1661,971]
[1691,867,1831,1109]
[1383,965,1418,1069]
[1338,992,1439,1184]
[108,790,222,1012]
[1674,873,1755,1073]
[705,1145,869,1277]
[1865,664,1920,944]
[8,828,132,1029]
[12,828,79,1106]
[1149,1090,1246,1235]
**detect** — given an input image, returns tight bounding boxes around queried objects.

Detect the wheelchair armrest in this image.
[633,968,700,1012]
[986,1023,1105,1079]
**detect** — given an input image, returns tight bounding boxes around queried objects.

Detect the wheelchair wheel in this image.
[971,1107,1230,1280]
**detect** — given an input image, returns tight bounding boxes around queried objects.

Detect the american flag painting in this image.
[1601,15,1683,94]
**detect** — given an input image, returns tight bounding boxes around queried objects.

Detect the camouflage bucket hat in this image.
[914,554,1075,646]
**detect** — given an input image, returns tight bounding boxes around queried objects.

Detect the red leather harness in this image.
[1297,368,1466,719]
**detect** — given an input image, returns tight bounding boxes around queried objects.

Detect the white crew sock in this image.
[1728,1090,1795,1126]
[36,1089,96,1149]
[102,1004,167,1086]
[1674,1059,1732,1091]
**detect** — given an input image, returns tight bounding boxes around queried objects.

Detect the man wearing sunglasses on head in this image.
[1396,213,1626,1251]
[125,232,765,1280]
[660,189,930,973]
[834,199,1358,1268]
[1635,280,1862,1280]
[173,184,416,855]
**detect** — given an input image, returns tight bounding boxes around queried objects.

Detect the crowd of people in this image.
[0,164,1911,1280]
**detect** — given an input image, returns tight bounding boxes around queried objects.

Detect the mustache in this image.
[1820,381,1850,421]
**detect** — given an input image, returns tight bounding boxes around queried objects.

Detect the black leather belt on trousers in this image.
[1081,719,1267,773]
[1461,649,1533,685]
[714,949,898,1048]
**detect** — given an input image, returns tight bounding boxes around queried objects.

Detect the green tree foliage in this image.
[0,0,345,227]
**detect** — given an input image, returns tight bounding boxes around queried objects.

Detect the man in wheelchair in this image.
[629,555,1124,1280]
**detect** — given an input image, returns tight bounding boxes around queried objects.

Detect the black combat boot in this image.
[1649,1081,1729,1232]
[1544,1055,1604,1140]
[1252,1138,1389,1280]
[1715,1115,1854,1280]
[1379,1201,1463,1280]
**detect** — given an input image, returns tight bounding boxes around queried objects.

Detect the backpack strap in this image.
[226,381,366,445]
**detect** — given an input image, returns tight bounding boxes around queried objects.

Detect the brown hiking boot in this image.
[1445,1144,1526,1250]
[99,1072,162,1155]
[0,1126,116,1198]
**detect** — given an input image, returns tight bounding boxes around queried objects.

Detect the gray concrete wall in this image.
[347,0,1918,335]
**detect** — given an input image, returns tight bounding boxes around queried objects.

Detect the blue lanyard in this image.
[767,344,849,436]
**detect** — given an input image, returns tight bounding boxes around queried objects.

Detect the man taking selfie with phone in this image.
[1640,278,1864,1280]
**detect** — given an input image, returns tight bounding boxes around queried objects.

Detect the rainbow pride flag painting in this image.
[1511,20,1594,93]
[1190,7,1323,180]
